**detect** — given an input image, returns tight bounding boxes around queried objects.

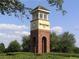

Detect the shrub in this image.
[0,43,5,53]
[7,40,21,52]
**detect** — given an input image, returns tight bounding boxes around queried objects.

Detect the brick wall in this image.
[30,29,50,54]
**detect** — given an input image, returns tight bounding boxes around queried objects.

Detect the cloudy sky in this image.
[0,23,30,47]
[0,0,79,47]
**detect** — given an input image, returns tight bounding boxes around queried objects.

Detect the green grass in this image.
[0,52,79,59]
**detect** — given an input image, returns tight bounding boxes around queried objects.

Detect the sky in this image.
[0,0,79,48]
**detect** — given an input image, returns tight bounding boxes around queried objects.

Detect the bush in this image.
[0,43,5,53]
[74,47,79,53]
[22,36,30,52]
[7,40,21,52]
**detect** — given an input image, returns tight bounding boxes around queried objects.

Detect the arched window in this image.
[42,36,47,53]
[33,37,37,47]
[33,37,38,53]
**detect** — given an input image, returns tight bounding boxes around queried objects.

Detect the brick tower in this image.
[30,6,50,54]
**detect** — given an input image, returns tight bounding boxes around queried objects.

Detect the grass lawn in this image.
[0,52,79,59]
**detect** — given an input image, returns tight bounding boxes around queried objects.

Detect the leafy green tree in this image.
[51,32,76,53]
[7,40,21,52]
[48,0,63,9]
[22,35,30,52]
[74,47,79,53]
[0,0,32,18]
[51,32,57,50]
[0,0,24,14]
[51,32,62,52]
[0,43,5,53]
[60,32,76,53]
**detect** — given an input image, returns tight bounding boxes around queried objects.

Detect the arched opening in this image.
[42,37,47,53]
[33,37,37,53]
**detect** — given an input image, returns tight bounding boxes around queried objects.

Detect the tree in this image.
[0,0,24,14]
[0,0,32,18]
[0,43,5,53]
[7,40,21,52]
[60,32,76,53]
[74,47,79,53]
[51,32,76,53]
[51,32,62,52]
[0,0,65,16]
[51,32,58,51]
[48,0,63,9]
[22,35,30,52]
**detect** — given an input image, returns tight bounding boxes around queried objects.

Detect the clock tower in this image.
[30,6,50,54]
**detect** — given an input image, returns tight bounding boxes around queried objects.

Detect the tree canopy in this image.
[0,0,24,15]
[7,40,21,52]
[0,43,5,53]
[0,0,65,16]
[22,35,30,52]
[51,32,76,53]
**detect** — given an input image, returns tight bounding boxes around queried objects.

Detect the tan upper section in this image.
[31,6,50,31]
[31,20,50,31]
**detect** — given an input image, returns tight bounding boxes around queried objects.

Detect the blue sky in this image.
[0,0,79,47]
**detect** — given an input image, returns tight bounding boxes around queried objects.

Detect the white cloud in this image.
[0,31,30,48]
[0,33,5,39]
[0,31,30,39]
[51,26,63,34]
[0,24,29,30]
[22,31,30,35]
[14,31,30,36]
[0,33,4,36]
[0,23,30,48]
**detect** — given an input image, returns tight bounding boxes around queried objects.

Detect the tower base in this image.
[30,29,50,54]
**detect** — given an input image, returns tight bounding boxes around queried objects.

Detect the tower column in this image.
[30,6,50,54]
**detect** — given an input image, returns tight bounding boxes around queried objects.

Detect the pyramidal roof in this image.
[33,5,49,11]
[31,5,49,13]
